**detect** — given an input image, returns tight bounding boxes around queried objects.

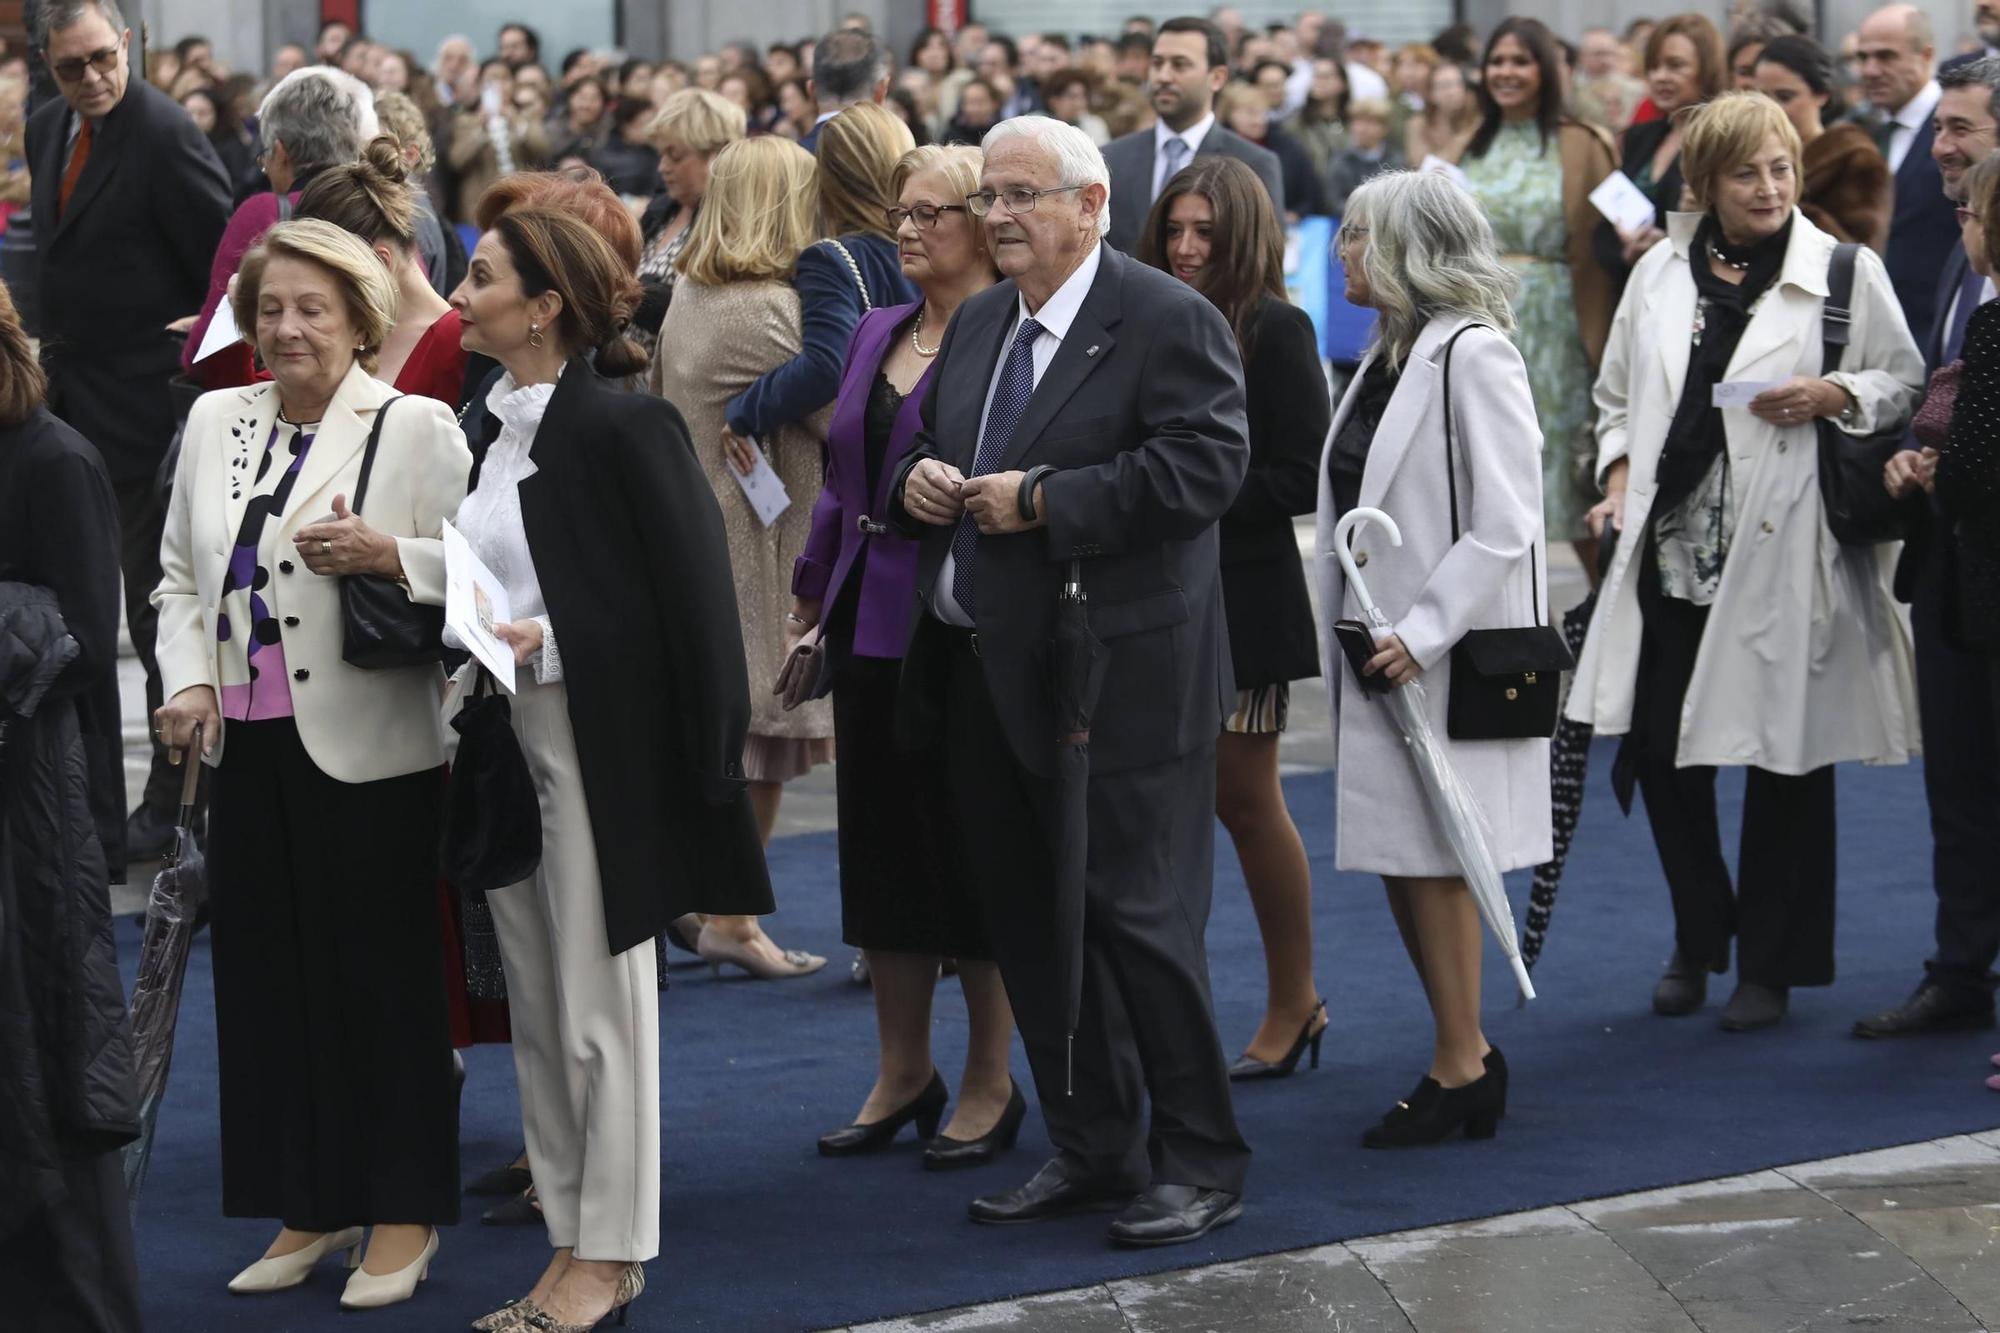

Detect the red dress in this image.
[395,309,509,1047]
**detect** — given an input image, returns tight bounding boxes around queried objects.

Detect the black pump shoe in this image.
[818,1071,949,1156]
[923,1082,1027,1171]
[1362,1063,1506,1148]
[1228,1001,1328,1081]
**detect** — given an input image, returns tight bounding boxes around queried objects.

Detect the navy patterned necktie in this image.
[950,316,1043,620]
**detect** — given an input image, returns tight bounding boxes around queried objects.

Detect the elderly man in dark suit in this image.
[27,0,231,862]
[1854,4,1959,339]
[891,114,1251,1248]
[1100,17,1282,253]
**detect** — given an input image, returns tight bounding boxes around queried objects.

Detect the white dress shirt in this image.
[1153,111,1216,199]
[1886,79,1942,173]
[449,371,562,682]
[932,242,1105,627]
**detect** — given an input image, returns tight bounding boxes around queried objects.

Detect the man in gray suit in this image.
[1101,16,1283,252]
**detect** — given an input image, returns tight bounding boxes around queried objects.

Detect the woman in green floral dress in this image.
[1456,18,1619,574]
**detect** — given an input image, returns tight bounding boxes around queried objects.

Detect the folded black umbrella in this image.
[1048,560,1107,1095]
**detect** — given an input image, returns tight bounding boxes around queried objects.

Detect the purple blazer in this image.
[792,302,937,659]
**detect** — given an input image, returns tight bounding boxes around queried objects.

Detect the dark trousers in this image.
[931,620,1249,1194]
[0,1149,141,1333]
[1911,553,2000,1002]
[112,477,178,817]
[1632,574,1838,988]
[208,719,459,1228]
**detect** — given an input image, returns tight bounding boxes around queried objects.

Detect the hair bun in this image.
[360,134,409,187]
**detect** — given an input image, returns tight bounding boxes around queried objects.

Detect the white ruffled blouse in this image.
[450,371,561,683]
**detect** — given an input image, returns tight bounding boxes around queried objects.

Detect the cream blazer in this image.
[1567,210,1925,774]
[153,362,472,783]
[1313,316,1554,876]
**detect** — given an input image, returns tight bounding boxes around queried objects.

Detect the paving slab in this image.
[846,1286,1132,1333]
[1107,1246,1413,1332]
[1843,1200,2000,1328]
[1778,1136,2000,1188]
[1349,1222,1697,1333]
[1570,1170,1830,1231]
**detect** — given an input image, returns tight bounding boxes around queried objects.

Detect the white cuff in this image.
[532,613,562,684]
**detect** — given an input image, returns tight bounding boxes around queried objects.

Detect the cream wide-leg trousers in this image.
[484,673,661,1261]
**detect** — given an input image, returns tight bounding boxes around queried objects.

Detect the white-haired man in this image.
[891,115,1253,1248]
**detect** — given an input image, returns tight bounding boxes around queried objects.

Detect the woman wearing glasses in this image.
[791,144,1026,1166]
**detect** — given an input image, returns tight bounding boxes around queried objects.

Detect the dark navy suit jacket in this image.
[1884,115,1960,342]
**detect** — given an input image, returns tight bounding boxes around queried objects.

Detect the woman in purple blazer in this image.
[785,145,1025,1169]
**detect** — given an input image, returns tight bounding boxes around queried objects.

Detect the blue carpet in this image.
[127,741,2000,1332]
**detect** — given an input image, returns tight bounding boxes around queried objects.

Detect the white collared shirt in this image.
[1153,111,1216,199]
[1887,78,1942,172]
[449,371,563,682]
[932,242,1105,627]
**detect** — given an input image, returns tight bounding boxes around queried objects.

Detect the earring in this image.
[528,321,545,349]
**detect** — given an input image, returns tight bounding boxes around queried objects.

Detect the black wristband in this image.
[1018,465,1057,522]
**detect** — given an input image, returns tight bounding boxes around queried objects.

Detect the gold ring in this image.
[321,540,332,555]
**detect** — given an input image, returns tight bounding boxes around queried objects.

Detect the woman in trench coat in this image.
[1567,94,1923,1032]
[1314,171,1551,1148]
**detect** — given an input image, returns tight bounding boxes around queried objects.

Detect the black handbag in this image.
[1437,325,1576,741]
[441,669,543,892]
[1816,242,1914,546]
[339,396,447,668]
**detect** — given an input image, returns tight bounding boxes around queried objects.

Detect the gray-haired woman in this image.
[1312,170,1551,1148]
[182,66,378,387]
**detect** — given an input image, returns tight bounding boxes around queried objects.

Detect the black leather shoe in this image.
[1362,1065,1505,1148]
[480,1186,541,1225]
[923,1082,1026,1171]
[1852,982,1997,1038]
[968,1157,1134,1225]
[819,1071,948,1156]
[1719,981,1788,1031]
[1106,1185,1243,1247]
[465,1150,531,1197]
[1228,1001,1328,1081]
[1652,949,1710,1016]
[124,803,178,862]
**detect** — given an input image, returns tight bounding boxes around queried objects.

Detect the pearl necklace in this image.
[1707,241,1751,272]
[910,305,941,357]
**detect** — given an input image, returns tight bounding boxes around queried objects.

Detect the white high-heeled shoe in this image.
[226,1226,365,1294]
[339,1228,438,1311]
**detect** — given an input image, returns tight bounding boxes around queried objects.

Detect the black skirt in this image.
[831,654,988,959]
[206,719,459,1228]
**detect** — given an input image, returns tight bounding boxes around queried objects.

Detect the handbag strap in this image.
[1441,323,1549,628]
[1820,241,1859,376]
[348,395,401,517]
[819,237,872,313]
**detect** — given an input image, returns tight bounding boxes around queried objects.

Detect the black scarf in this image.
[1652,212,1793,514]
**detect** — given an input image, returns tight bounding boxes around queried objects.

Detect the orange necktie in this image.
[58,118,93,216]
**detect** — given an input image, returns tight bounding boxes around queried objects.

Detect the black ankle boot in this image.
[1362,1065,1506,1148]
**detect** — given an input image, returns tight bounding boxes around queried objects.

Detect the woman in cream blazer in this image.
[151,221,470,1313]
[1314,172,1551,1150]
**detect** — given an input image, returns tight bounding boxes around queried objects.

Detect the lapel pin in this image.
[1085,344,1100,358]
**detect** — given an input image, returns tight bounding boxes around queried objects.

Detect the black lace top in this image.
[862,370,906,499]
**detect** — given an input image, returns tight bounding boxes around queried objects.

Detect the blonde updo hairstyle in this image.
[232,219,398,374]
[294,135,419,252]
[371,91,437,177]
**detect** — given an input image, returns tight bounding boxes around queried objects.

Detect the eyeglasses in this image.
[965,184,1085,217]
[1336,224,1369,250]
[887,203,968,231]
[51,44,121,84]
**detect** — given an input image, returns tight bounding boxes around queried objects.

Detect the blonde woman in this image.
[635,87,746,344]
[652,137,831,979]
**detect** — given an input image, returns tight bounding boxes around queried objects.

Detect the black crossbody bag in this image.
[1815,242,1915,546]
[340,396,447,668]
[1438,325,1575,740]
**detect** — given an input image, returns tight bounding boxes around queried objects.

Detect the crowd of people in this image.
[5,1,2000,1331]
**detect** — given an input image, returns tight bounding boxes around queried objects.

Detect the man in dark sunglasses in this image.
[25,0,231,876]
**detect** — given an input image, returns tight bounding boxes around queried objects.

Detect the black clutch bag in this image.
[1436,325,1575,742]
[1815,243,1917,546]
[340,397,447,669]
[441,670,543,892]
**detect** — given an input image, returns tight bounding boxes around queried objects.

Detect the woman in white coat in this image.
[1314,170,1552,1148]
[1569,93,1923,1032]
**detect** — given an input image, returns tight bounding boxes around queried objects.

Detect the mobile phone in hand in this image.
[1333,619,1391,694]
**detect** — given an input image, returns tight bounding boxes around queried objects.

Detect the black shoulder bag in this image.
[1438,326,1576,741]
[441,668,542,891]
[1816,242,1914,546]
[340,396,448,668]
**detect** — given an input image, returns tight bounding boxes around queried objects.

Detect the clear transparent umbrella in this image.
[1332,508,1535,1002]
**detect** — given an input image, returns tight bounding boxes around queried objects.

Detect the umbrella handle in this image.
[1510,953,1537,1003]
[1331,507,1401,631]
[176,723,202,820]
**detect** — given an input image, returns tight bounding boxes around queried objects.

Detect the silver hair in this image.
[39,0,126,39]
[258,67,379,173]
[1345,170,1517,370]
[981,114,1112,238]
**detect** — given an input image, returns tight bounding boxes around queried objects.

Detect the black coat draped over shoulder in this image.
[477,361,773,953]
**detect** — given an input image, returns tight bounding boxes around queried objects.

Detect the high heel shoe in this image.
[696,923,827,979]
[226,1226,365,1293]
[471,1298,542,1331]
[663,913,704,955]
[819,1071,949,1155]
[339,1228,438,1310]
[1228,1000,1328,1081]
[524,1262,645,1331]
[923,1082,1028,1170]
[1362,1065,1506,1148]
